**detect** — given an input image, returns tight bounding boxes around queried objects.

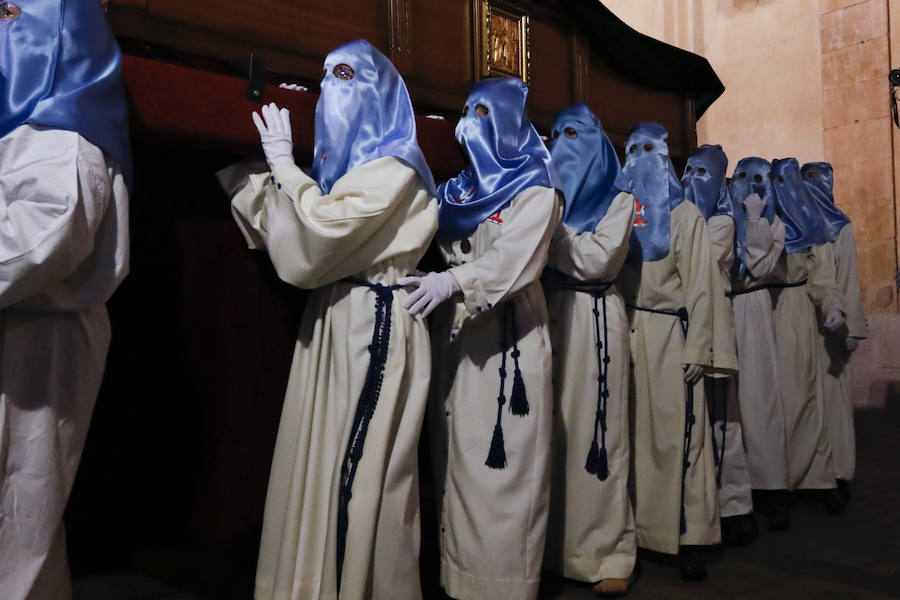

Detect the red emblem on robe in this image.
[633,198,649,228]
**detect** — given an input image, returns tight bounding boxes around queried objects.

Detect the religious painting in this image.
[473,0,531,84]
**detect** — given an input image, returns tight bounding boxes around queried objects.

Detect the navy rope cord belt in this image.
[706,378,727,489]
[548,273,615,481]
[336,277,400,591]
[485,300,530,469]
[626,303,693,535]
[727,278,808,298]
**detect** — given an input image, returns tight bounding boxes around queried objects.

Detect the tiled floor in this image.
[74,400,900,599]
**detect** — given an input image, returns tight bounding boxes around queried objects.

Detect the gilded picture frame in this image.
[473,0,531,85]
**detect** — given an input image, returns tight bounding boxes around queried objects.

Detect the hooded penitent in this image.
[622,122,684,262]
[729,157,778,280]
[0,0,131,183]
[309,39,436,196]
[771,158,829,254]
[549,102,629,234]
[681,144,733,221]
[437,77,560,241]
[801,162,850,242]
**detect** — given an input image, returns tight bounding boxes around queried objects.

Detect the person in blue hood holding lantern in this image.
[682,145,757,547]
[400,77,561,600]
[0,2,131,597]
[801,162,865,504]
[769,158,846,514]
[615,123,720,582]
[727,157,792,531]
[538,103,637,596]
[219,39,438,600]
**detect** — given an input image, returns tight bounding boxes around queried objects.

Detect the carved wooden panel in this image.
[527,18,573,130]
[107,0,703,153]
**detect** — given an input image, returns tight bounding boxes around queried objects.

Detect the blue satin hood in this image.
[729,157,777,280]
[309,40,435,196]
[0,0,131,185]
[622,122,683,262]
[681,144,732,220]
[772,158,829,253]
[437,77,560,241]
[549,103,628,234]
[801,161,850,242]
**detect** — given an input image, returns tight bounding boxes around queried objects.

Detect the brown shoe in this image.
[593,577,631,596]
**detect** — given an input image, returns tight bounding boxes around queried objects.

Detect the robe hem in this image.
[441,560,540,600]
[555,552,635,582]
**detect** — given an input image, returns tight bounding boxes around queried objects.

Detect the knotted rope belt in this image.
[543,269,614,481]
[336,278,400,591]
[485,300,529,469]
[626,303,693,535]
[726,278,808,297]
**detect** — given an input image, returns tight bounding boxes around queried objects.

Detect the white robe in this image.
[428,186,560,600]
[705,215,751,518]
[732,216,789,490]
[0,124,130,600]
[543,192,635,582]
[771,243,844,490]
[617,201,720,556]
[221,156,437,600]
[820,223,866,482]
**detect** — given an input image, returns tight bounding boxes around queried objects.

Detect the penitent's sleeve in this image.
[0,127,113,310]
[547,191,634,282]
[447,185,561,320]
[220,156,436,289]
[743,216,786,280]
[673,203,715,367]
[834,224,866,338]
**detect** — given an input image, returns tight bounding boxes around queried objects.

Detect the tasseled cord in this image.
[336,280,399,591]
[486,302,529,469]
[676,307,694,536]
[508,302,529,417]
[584,293,610,481]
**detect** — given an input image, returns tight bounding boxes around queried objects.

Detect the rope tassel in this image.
[486,419,507,469]
[509,363,529,416]
[507,304,529,417]
[585,293,611,481]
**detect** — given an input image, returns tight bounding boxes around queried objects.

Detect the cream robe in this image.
[732,217,789,490]
[820,223,866,482]
[220,156,437,600]
[0,125,129,600]
[617,201,720,556]
[771,243,844,491]
[705,215,751,518]
[429,186,560,600]
[543,192,635,582]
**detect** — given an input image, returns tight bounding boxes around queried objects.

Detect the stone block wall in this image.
[820,0,897,313]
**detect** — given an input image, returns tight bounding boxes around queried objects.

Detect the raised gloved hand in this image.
[398,271,461,318]
[846,337,860,353]
[743,193,765,220]
[279,83,309,92]
[683,364,704,384]
[251,102,294,170]
[823,308,845,332]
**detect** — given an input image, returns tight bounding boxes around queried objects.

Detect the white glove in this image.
[683,364,704,384]
[846,337,860,353]
[251,102,294,170]
[823,308,845,332]
[743,193,765,220]
[398,271,461,318]
[279,83,309,92]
